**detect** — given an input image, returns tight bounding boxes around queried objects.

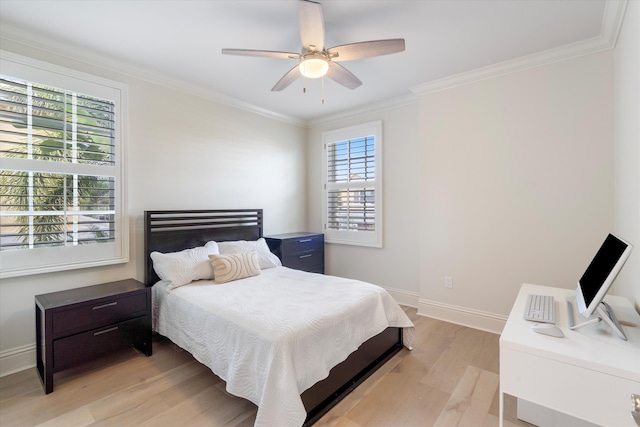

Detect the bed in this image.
[144,209,414,427]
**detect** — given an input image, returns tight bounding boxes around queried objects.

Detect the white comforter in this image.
[152,266,414,427]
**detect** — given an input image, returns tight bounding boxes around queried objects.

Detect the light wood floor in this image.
[0,307,533,427]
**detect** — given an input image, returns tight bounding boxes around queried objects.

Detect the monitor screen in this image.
[576,233,633,317]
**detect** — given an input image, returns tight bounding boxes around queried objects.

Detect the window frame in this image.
[322,120,383,248]
[0,51,129,278]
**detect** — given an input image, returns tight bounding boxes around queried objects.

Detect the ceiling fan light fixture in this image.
[299,53,329,78]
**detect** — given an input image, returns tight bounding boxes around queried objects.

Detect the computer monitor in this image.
[574,233,633,340]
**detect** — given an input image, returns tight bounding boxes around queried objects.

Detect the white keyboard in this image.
[523,294,556,324]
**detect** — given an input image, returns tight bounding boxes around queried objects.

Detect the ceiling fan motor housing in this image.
[299,52,329,78]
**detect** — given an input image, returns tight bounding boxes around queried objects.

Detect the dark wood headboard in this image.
[144,209,263,286]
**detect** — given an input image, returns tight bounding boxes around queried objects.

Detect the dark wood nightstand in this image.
[35,279,152,394]
[265,232,324,274]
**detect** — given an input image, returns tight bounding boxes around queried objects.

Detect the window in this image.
[322,121,382,247]
[0,52,128,278]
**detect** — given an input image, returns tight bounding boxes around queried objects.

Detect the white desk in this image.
[500,283,640,427]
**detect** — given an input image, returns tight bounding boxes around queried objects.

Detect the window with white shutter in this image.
[323,121,382,247]
[0,52,128,278]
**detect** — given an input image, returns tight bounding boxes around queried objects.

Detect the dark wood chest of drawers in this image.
[265,232,324,274]
[35,279,152,393]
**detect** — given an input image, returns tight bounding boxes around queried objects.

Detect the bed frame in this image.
[144,209,403,425]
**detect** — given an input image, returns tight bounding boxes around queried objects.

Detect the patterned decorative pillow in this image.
[218,238,282,269]
[209,251,261,284]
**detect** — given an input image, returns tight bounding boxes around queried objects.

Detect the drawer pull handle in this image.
[299,254,313,259]
[93,302,117,310]
[94,326,118,336]
[298,239,312,243]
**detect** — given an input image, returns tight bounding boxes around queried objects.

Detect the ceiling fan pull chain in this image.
[322,76,325,104]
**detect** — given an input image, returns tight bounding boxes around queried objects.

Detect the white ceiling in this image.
[0,0,613,122]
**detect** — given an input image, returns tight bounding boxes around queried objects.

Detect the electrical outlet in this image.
[444,276,453,288]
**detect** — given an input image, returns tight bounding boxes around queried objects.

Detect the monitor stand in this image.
[566,299,627,341]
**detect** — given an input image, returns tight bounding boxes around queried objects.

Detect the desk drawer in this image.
[501,346,639,427]
[52,292,147,335]
[53,316,148,371]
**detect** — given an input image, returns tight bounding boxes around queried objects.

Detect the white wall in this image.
[307,52,617,333]
[0,39,307,375]
[417,52,615,330]
[307,102,421,306]
[613,0,640,308]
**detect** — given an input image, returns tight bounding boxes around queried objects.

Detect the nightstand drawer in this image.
[52,292,147,335]
[283,250,323,271]
[282,234,324,254]
[53,316,149,371]
[266,233,325,274]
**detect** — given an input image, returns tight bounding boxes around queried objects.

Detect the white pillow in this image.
[150,241,219,289]
[218,238,281,269]
[209,251,261,284]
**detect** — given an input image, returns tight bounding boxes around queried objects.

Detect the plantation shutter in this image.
[326,136,376,232]
[322,121,382,247]
[0,76,116,250]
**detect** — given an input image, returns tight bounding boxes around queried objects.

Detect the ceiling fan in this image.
[222,0,405,92]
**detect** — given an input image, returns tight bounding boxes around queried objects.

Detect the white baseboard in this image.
[384,287,420,308]
[0,344,36,377]
[383,289,507,335]
[417,298,508,335]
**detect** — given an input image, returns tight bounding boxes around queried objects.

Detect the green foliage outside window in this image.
[0,77,115,250]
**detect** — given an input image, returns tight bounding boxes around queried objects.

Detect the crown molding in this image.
[0,23,305,127]
[411,0,628,96]
[1,0,627,126]
[600,0,629,47]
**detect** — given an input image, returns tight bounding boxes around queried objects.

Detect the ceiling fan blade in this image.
[327,39,406,61]
[222,49,299,60]
[326,62,362,90]
[298,0,325,51]
[272,65,301,91]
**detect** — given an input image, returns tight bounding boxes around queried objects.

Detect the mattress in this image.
[152,266,414,427]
